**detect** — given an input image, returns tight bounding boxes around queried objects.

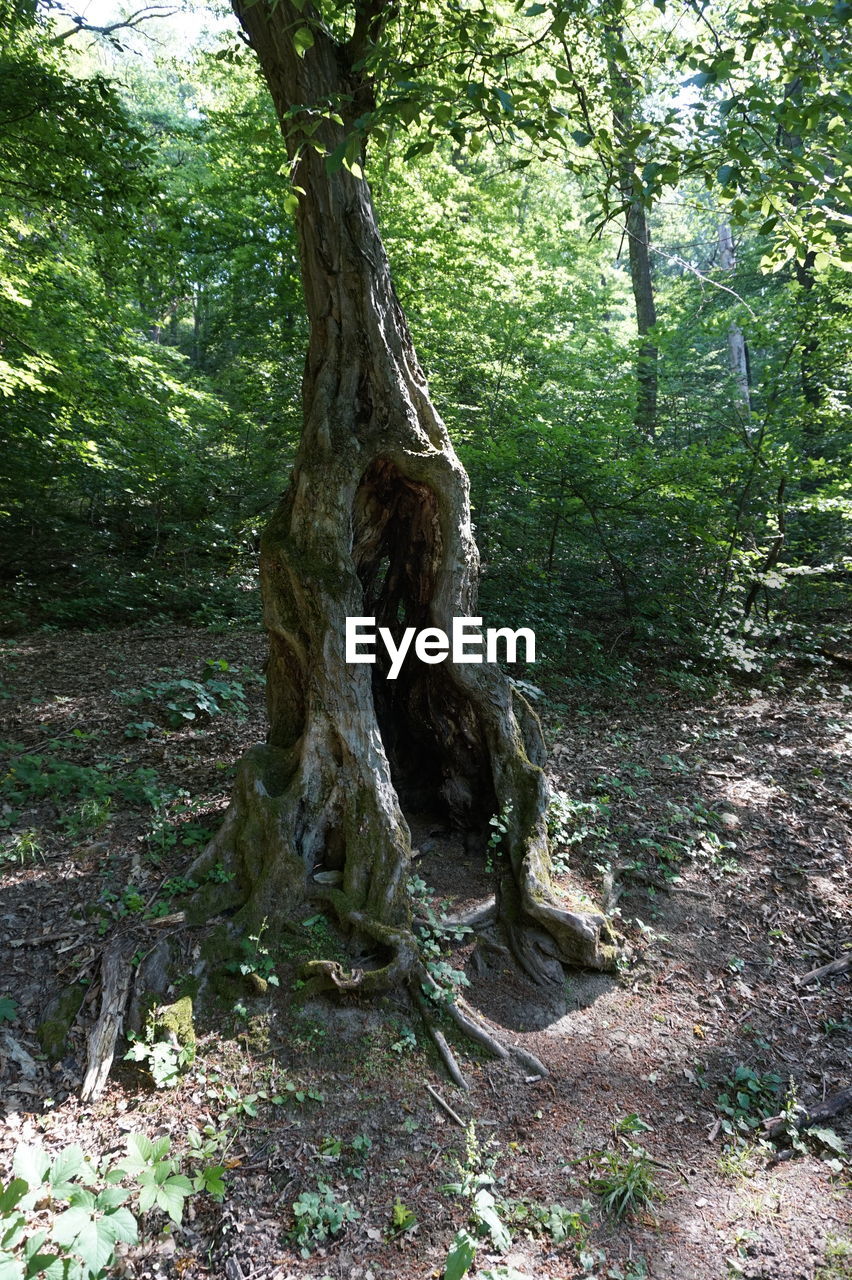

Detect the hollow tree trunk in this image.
[192,0,616,989]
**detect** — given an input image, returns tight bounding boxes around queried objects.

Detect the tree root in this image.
[413,989,469,1089]
[417,971,549,1081]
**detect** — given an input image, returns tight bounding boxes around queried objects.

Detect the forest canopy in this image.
[0,0,849,679]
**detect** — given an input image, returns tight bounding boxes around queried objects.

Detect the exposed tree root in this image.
[418,972,549,1081]
[413,990,469,1090]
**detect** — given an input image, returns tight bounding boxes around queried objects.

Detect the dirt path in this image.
[1,629,849,1279]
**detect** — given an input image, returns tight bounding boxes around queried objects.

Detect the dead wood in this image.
[763,1087,852,1141]
[425,1083,466,1127]
[80,935,136,1103]
[797,954,852,985]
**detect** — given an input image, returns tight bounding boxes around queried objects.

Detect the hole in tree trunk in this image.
[352,458,497,848]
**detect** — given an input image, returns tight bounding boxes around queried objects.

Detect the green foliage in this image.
[290,1183,358,1256]
[547,791,611,871]
[0,830,43,870]
[0,1131,224,1280]
[1,0,849,670]
[117,660,252,728]
[715,1066,783,1144]
[444,1124,511,1254]
[443,1230,478,1280]
[114,1135,193,1225]
[505,1197,591,1245]
[586,1144,663,1219]
[124,1005,196,1090]
[0,996,18,1024]
[229,917,280,990]
[815,1236,852,1280]
[409,874,471,1000]
[485,800,513,872]
[390,1196,417,1235]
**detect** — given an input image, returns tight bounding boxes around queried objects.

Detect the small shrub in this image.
[291,1183,358,1255]
[716,1066,783,1144]
[0,1132,225,1279]
[116,659,253,729]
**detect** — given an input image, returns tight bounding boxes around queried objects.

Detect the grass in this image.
[586,1144,663,1219]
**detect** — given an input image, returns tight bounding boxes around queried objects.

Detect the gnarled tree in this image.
[191,0,616,1004]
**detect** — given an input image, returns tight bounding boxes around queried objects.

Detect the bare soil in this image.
[1,628,850,1280]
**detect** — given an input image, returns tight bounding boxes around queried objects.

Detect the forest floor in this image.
[0,626,850,1280]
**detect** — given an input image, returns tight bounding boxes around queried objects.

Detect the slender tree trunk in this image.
[623,194,658,435]
[191,0,616,988]
[717,223,751,418]
[604,8,658,436]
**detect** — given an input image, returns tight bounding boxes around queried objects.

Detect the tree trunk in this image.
[191,0,616,990]
[624,195,658,436]
[604,7,658,436]
[717,223,751,418]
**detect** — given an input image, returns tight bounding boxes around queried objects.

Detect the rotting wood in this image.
[80,936,135,1103]
[763,1086,852,1142]
[797,954,852,985]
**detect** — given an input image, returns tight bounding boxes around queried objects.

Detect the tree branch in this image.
[50,5,177,46]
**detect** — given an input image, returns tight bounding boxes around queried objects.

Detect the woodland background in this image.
[2,0,849,679]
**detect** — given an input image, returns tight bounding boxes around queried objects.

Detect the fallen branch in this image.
[797,955,852,986]
[763,1087,852,1142]
[425,1083,466,1127]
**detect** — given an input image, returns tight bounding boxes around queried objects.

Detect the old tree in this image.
[190,0,618,1024]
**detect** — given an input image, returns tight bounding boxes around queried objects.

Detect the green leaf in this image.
[473,1188,512,1252]
[156,1176,192,1224]
[49,1146,86,1192]
[0,998,17,1024]
[0,1180,28,1214]
[50,1206,89,1247]
[494,88,514,115]
[444,1230,477,1280]
[137,1183,158,1214]
[99,1207,138,1247]
[809,1127,845,1154]
[12,1148,50,1189]
[293,25,314,57]
[571,130,593,148]
[94,1187,130,1210]
[1,1212,26,1251]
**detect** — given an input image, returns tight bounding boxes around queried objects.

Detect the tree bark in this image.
[717,223,751,418]
[191,0,616,990]
[604,9,658,436]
